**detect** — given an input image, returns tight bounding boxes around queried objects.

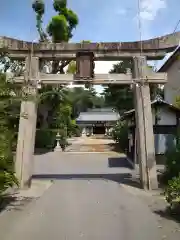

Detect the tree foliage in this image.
[103,60,134,113]
[174,96,180,109]
[103,60,164,113]
[160,131,180,214]
[32,0,78,73]
[165,175,180,214]
[111,120,129,152]
[0,73,18,194]
[162,132,180,184]
[67,87,105,118]
[32,0,80,146]
[33,0,78,43]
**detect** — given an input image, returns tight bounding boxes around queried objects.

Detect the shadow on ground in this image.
[32,173,141,189]
[108,157,133,169]
[34,148,53,155]
[153,208,180,224]
[0,194,17,213]
[0,193,35,213]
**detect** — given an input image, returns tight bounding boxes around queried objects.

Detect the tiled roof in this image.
[158,45,180,72]
[121,97,180,120]
[76,110,120,122]
[87,108,115,112]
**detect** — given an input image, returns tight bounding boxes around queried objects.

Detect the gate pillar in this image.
[15,57,39,188]
[133,56,158,190]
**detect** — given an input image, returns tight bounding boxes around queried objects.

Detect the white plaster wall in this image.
[154,134,176,154]
[164,59,180,104]
[152,108,156,125]
[157,108,177,125]
[151,108,176,125]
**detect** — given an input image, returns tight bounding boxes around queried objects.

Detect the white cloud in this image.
[95,61,118,94]
[134,0,167,39]
[95,61,118,74]
[116,8,127,16]
[140,0,166,21]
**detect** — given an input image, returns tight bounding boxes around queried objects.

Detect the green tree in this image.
[66,61,76,74]
[103,61,164,113]
[68,87,104,118]
[0,73,18,193]
[174,96,180,109]
[35,86,71,148]
[32,0,78,73]
[111,120,129,152]
[32,0,79,147]
[103,60,134,113]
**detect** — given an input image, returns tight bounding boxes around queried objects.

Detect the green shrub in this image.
[164,150,180,183]
[112,120,129,152]
[0,73,18,194]
[165,175,180,213]
[71,126,81,137]
[58,128,68,151]
[35,129,57,149]
[162,136,180,184]
[0,171,18,194]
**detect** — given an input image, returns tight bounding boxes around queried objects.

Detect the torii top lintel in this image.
[0,32,180,60]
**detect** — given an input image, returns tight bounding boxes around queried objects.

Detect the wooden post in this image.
[133,56,158,190]
[15,56,39,188]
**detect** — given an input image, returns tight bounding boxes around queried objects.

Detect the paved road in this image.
[0,153,178,239]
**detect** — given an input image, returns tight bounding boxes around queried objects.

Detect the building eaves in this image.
[158,45,180,72]
[76,112,120,122]
[121,98,180,120]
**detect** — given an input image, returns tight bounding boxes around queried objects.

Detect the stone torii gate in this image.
[1,32,180,190]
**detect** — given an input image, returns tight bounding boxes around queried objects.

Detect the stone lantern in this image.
[54,132,61,151]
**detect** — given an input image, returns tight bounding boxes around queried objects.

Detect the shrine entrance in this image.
[93,125,105,135]
[1,31,180,190]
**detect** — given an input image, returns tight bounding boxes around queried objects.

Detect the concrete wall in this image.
[155,107,177,125]
[154,107,177,154]
[164,59,180,104]
[128,106,178,156]
[154,133,176,155]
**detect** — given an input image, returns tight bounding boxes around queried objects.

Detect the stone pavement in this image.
[66,136,117,152]
[0,152,179,240]
[33,152,132,176]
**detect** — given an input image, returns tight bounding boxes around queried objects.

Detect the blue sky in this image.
[0,0,179,41]
[0,0,179,92]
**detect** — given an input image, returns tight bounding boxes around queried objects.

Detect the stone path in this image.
[0,180,166,240]
[0,152,179,239]
[66,137,117,152]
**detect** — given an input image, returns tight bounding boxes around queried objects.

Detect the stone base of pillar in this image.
[20,178,32,189]
[54,142,62,152]
[54,146,62,152]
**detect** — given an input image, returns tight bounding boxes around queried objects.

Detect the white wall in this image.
[154,134,176,154]
[151,107,177,125]
[157,108,177,125]
[154,107,177,154]
[164,59,180,104]
[136,107,177,154]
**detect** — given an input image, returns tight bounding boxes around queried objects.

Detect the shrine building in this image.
[76,108,120,136]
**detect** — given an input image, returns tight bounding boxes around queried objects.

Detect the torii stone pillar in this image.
[133,56,158,190]
[15,56,39,188]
